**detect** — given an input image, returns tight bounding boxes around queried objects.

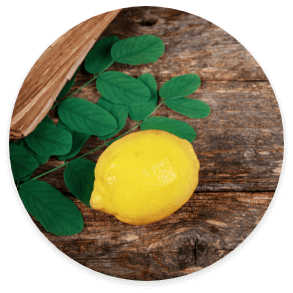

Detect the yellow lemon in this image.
[90,129,200,225]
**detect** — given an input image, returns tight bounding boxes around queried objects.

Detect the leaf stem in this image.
[75,142,107,160]
[30,142,107,181]
[31,163,67,181]
[108,124,140,142]
[144,98,165,121]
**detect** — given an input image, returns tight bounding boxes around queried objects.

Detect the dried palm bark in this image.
[10,9,121,140]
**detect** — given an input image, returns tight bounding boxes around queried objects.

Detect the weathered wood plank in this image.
[29,191,273,280]
[100,6,267,82]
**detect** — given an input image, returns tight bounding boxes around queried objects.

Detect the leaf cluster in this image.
[10,34,211,235]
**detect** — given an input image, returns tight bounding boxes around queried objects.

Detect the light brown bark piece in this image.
[10,9,121,140]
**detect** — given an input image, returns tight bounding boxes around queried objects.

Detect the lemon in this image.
[90,129,200,225]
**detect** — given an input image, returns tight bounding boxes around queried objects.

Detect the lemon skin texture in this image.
[90,129,200,225]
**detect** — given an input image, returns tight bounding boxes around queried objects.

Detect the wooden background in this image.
[23,7,283,280]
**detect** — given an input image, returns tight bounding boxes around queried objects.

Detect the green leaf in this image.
[64,159,96,207]
[19,180,84,235]
[84,36,119,74]
[19,139,50,166]
[9,143,39,182]
[159,74,201,99]
[18,171,34,182]
[56,119,90,160]
[12,116,53,166]
[128,73,158,121]
[58,98,117,136]
[141,117,196,142]
[97,97,128,140]
[56,67,79,100]
[96,71,150,106]
[111,35,165,65]
[165,98,211,118]
[24,122,72,156]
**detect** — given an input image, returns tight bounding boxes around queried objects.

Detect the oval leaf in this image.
[97,97,128,140]
[141,117,196,142]
[58,98,117,136]
[96,71,150,106]
[159,74,201,99]
[64,159,96,207]
[19,139,50,166]
[128,73,158,121]
[84,36,119,74]
[165,98,211,118]
[19,180,84,235]
[111,35,165,65]
[56,120,90,160]
[18,171,34,182]
[24,122,72,156]
[9,143,39,182]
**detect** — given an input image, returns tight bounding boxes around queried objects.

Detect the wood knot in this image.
[168,234,198,269]
[243,148,256,158]
[148,228,198,270]
[139,19,157,27]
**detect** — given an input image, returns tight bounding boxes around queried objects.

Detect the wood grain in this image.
[31,191,273,280]
[10,9,121,140]
[14,7,283,280]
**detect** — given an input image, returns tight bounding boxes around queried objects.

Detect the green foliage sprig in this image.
[10,34,211,235]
